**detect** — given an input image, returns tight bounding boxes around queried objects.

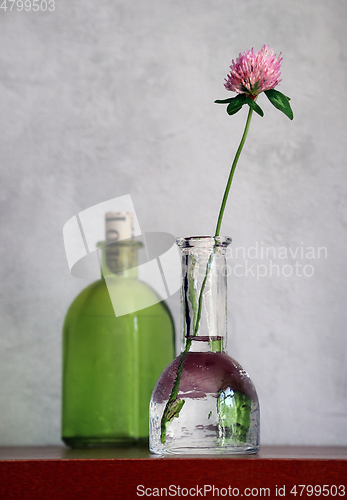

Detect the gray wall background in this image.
[0,0,346,446]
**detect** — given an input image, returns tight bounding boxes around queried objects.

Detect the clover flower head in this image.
[224,45,282,98]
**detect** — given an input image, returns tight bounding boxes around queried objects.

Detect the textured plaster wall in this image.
[0,0,346,446]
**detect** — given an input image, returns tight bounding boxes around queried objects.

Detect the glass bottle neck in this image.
[99,241,142,279]
[176,236,231,353]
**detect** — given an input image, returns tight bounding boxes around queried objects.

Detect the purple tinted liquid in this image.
[151,351,258,404]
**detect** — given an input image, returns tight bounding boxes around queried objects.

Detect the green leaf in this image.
[160,397,186,443]
[246,97,264,117]
[264,89,294,120]
[227,103,243,115]
[217,390,251,443]
[214,98,235,104]
[226,94,246,115]
[165,398,185,423]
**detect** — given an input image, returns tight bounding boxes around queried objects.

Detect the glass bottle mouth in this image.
[176,235,232,250]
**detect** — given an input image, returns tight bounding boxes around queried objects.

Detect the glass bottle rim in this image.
[175,235,232,249]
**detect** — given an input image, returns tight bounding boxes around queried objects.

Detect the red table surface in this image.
[0,446,346,499]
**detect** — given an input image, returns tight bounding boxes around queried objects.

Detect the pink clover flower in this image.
[224,45,282,98]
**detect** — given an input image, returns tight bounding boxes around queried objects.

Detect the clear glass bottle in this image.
[150,236,259,455]
[62,213,175,448]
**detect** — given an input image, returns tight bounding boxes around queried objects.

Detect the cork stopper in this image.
[105,212,133,242]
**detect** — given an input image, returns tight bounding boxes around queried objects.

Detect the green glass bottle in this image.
[62,212,175,448]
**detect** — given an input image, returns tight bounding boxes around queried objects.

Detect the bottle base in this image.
[150,441,260,456]
[62,436,149,449]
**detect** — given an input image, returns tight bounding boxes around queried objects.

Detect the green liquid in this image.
[62,277,175,447]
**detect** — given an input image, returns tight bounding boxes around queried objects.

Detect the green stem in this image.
[215,105,254,236]
[160,338,191,443]
[192,250,214,336]
[160,104,255,444]
[160,251,215,443]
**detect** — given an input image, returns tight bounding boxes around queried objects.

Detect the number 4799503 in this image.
[0,0,55,11]
[290,485,345,496]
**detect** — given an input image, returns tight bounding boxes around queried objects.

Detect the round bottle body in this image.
[62,277,175,448]
[150,348,259,455]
